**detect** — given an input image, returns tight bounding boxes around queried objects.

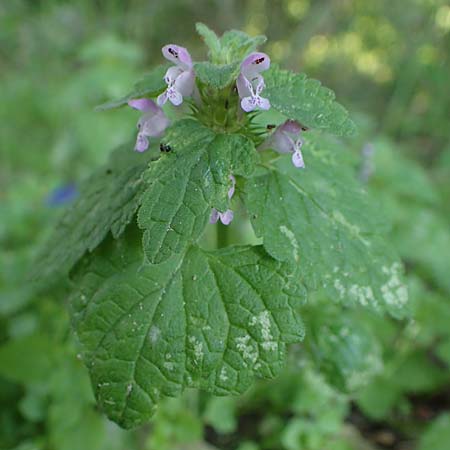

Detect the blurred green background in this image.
[1,1,450,449]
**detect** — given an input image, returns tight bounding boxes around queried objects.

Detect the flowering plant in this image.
[34,24,408,429]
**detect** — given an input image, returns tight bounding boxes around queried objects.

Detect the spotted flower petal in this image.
[292,149,305,168]
[162,45,193,70]
[240,77,270,112]
[240,52,271,79]
[237,52,271,113]
[159,44,195,106]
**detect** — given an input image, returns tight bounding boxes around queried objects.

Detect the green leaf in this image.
[138,119,257,264]
[48,359,107,450]
[0,335,58,384]
[371,139,439,204]
[95,64,168,111]
[219,30,267,63]
[356,377,403,420]
[243,133,408,317]
[196,23,266,64]
[194,61,240,89]
[436,338,450,366]
[419,413,450,450]
[394,205,450,295]
[32,143,155,279]
[369,140,450,294]
[203,396,237,434]
[264,66,357,137]
[195,23,221,61]
[148,398,203,450]
[305,306,383,391]
[70,232,305,428]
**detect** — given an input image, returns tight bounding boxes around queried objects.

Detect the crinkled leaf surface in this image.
[196,23,266,65]
[32,143,154,279]
[264,67,357,137]
[70,232,305,428]
[95,64,168,111]
[219,29,267,63]
[195,23,222,61]
[137,119,257,264]
[243,133,408,317]
[194,61,240,89]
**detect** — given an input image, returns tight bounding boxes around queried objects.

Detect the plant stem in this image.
[217,222,229,248]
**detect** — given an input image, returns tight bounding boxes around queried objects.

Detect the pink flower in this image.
[258,120,306,168]
[157,45,195,107]
[210,175,236,226]
[236,52,271,112]
[128,99,170,152]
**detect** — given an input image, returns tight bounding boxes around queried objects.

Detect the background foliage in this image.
[1,1,449,449]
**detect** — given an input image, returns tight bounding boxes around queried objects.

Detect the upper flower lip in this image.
[240,52,271,78]
[128,98,160,113]
[162,45,193,70]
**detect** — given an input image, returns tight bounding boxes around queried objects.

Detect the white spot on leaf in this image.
[220,367,228,382]
[148,325,160,344]
[163,362,174,371]
[250,311,278,352]
[189,336,204,362]
[235,335,258,364]
[381,263,408,307]
[279,225,299,261]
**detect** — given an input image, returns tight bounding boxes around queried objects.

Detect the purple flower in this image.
[258,120,306,168]
[128,98,170,152]
[236,52,271,112]
[210,175,236,226]
[157,45,195,107]
[46,183,78,206]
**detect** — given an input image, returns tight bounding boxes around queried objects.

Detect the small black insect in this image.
[267,124,276,130]
[297,122,309,131]
[160,143,172,153]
